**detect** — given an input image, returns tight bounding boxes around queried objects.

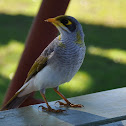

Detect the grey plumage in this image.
[1,15,86,111]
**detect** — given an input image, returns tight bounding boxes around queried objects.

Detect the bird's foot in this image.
[56,101,84,108]
[39,105,66,113]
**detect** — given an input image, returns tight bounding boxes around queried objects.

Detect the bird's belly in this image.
[33,63,81,90]
[33,65,65,90]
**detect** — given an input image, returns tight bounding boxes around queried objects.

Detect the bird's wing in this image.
[25,36,60,83]
[25,56,48,83]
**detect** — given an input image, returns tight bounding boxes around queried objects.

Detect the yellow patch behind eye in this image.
[66,20,72,25]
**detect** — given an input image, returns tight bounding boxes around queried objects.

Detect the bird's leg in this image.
[39,89,65,113]
[54,87,83,108]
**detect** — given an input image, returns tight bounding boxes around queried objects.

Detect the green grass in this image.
[0,0,126,106]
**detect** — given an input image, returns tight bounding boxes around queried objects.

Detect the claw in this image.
[56,101,84,108]
[55,101,68,106]
[70,103,84,108]
[38,105,66,113]
[56,101,70,107]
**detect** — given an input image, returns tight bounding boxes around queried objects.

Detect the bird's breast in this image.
[49,45,86,83]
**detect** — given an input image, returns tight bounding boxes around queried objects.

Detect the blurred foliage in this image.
[0,0,126,106]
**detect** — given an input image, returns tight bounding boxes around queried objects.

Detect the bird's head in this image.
[45,15,84,41]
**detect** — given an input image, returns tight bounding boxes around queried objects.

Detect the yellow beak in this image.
[45,18,56,23]
[45,18,61,26]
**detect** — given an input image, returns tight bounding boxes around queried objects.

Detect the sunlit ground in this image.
[0,0,126,106]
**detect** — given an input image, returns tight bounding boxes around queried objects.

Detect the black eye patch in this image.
[61,19,69,25]
[59,17,76,32]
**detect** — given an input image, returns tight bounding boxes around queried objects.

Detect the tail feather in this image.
[1,93,30,111]
[1,81,31,111]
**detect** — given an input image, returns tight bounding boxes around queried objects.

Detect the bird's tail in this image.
[0,92,30,111]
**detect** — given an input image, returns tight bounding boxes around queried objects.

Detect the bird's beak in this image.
[45,18,56,23]
[45,18,62,27]
[45,17,70,33]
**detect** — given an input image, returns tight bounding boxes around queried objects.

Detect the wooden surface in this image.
[1,87,126,126]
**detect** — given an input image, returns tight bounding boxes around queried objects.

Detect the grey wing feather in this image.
[42,36,60,57]
[25,36,60,82]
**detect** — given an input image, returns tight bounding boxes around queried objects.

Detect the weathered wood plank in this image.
[1,87,126,126]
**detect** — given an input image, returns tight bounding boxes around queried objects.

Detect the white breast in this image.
[33,65,64,90]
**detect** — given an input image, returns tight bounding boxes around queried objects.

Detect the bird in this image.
[1,15,86,113]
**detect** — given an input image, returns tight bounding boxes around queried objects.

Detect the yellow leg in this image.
[39,92,65,113]
[54,88,84,108]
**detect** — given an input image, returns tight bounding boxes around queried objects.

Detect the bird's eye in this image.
[66,20,72,25]
[61,19,72,26]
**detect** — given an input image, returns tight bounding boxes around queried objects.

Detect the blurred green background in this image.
[0,0,126,107]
